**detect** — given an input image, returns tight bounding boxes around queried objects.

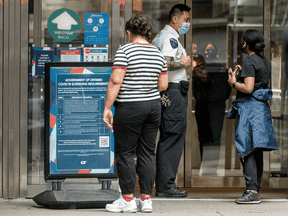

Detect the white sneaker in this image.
[106,197,137,213]
[138,199,153,213]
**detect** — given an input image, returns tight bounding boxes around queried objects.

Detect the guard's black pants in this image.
[156,84,188,192]
[114,99,161,195]
[235,113,263,192]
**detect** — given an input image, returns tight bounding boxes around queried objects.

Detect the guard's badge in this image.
[170,38,178,49]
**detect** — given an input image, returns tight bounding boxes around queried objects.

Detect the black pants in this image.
[114,99,161,195]
[235,113,263,192]
[241,149,263,192]
[156,83,188,192]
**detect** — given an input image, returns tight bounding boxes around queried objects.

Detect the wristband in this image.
[233,81,237,89]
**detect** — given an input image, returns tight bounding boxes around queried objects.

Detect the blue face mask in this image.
[177,18,190,35]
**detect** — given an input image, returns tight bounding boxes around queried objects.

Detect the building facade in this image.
[0,0,288,199]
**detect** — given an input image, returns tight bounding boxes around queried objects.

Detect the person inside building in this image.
[193,43,231,175]
[152,4,191,197]
[103,13,168,212]
[192,54,213,161]
[227,29,278,204]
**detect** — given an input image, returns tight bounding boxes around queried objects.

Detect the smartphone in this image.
[228,68,234,74]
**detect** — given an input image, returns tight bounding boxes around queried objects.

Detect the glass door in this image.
[190,0,264,187]
[27,0,133,197]
[189,0,287,196]
[269,0,288,194]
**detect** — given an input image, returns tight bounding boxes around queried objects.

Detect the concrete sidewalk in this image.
[0,197,288,216]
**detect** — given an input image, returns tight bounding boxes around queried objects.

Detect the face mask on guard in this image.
[177,17,190,35]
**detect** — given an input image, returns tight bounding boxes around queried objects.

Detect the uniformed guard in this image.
[152,4,191,197]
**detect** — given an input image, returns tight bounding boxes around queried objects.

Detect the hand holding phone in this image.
[228,68,234,75]
[234,65,242,75]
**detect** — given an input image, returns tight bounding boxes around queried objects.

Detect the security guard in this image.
[153,4,191,197]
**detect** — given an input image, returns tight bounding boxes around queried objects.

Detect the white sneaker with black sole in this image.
[138,199,153,213]
[106,197,137,213]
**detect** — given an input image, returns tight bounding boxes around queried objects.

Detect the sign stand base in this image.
[33,180,120,209]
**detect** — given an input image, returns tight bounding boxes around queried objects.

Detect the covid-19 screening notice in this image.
[55,74,111,170]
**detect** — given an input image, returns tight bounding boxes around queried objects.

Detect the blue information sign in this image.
[32,47,56,79]
[84,13,109,45]
[45,62,116,180]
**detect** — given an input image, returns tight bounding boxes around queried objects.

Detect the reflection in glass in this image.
[191,0,264,181]
[192,50,231,176]
[270,40,282,113]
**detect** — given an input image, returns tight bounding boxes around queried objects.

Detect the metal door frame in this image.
[0,0,4,199]
[0,0,29,199]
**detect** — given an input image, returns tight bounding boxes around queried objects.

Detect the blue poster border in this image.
[44,62,117,181]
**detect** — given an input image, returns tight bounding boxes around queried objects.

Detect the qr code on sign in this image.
[99,136,109,147]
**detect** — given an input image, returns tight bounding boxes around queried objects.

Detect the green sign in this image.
[48,9,81,43]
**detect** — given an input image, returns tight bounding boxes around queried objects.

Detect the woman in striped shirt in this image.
[103,13,168,213]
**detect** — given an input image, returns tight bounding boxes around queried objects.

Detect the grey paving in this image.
[0,198,288,216]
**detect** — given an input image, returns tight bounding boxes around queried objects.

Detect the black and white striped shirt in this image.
[113,42,167,102]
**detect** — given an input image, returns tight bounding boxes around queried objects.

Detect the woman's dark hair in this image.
[243,29,266,53]
[192,54,207,82]
[125,13,157,43]
[193,54,205,68]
